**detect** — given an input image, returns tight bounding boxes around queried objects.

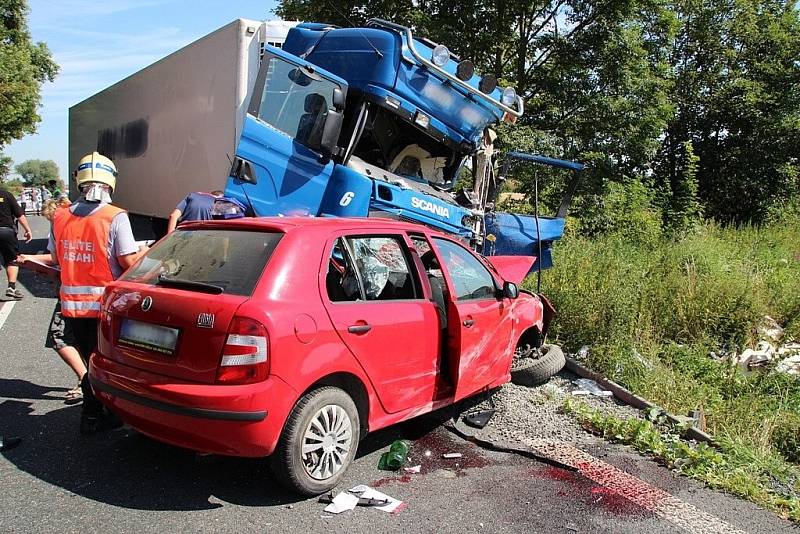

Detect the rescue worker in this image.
[49,152,146,434]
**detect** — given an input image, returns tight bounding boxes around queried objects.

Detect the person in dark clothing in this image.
[0,188,32,299]
[166,190,223,233]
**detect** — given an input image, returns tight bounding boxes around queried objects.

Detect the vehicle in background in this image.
[69,19,295,238]
[89,217,548,494]
[70,18,580,271]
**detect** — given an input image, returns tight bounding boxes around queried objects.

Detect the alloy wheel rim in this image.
[301,404,352,480]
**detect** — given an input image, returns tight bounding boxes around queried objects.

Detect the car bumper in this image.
[90,354,298,457]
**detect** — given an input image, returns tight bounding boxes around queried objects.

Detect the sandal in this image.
[65,383,83,404]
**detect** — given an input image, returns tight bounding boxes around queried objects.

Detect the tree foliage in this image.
[0,0,59,146]
[275,0,800,225]
[15,158,58,186]
[0,152,11,181]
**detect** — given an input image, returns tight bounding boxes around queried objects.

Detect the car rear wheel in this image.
[271,386,360,496]
[511,344,566,386]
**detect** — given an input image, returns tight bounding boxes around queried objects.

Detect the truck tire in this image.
[511,344,566,387]
[270,386,360,496]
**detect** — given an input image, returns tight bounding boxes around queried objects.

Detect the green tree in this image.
[15,158,58,186]
[0,153,11,181]
[0,0,59,146]
[657,0,800,223]
[660,140,702,235]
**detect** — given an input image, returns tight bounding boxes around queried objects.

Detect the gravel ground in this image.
[462,369,643,446]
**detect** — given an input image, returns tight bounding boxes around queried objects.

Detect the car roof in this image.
[180,216,451,236]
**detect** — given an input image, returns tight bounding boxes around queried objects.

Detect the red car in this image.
[90,217,550,494]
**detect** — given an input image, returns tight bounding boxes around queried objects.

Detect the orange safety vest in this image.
[52,204,125,318]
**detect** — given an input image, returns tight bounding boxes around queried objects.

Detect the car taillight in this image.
[216,316,269,384]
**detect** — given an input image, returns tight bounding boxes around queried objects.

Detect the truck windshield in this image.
[256,57,339,151]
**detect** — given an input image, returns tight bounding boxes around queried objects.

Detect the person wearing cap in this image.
[49,152,147,434]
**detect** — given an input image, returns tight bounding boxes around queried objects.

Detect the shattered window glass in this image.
[346,236,418,301]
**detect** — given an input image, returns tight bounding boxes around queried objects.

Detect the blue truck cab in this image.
[226,19,522,236]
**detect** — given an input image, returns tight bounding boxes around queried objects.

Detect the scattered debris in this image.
[350,485,404,513]
[403,465,421,474]
[378,440,410,471]
[757,315,784,343]
[322,492,359,514]
[463,409,495,429]
[442,452,462,459]
[776,354,800,377]
[576,346,590,361]
[573,378,613,397]
[737,341,775,371]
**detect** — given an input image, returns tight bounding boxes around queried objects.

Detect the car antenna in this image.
[323,0,383,59]
[533,167,542,294]
[227,153,258,217]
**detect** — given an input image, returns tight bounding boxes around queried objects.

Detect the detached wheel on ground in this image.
[270,386,360,496]
[511,344,566,387]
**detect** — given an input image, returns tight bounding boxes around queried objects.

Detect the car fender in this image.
[509,291,546,346]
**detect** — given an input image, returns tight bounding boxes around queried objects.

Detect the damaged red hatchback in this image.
[90,217,551,495]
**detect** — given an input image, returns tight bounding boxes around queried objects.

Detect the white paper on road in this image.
[349,485,404,513]
[323,492,359,514]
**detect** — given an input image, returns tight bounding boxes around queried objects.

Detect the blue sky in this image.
[6,0,279,179]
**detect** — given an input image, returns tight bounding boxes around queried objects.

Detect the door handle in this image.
[463,319,475,328]
[348,324,372,334]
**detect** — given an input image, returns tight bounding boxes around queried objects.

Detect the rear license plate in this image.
[118,319,179,355]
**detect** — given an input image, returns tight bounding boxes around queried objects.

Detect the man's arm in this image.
[112,212,147,274]
[17,215,32,243]
[166,208,182,233]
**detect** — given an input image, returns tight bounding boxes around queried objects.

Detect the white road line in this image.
[0,300,16,331]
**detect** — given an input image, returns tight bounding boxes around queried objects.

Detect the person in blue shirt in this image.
[167,190,223,233]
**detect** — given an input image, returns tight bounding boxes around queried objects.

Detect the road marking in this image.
[0,300,16,331]
[525,439,745,534]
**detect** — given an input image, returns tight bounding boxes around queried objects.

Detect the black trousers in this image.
[63,317,105,417]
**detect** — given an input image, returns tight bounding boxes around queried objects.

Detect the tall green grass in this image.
[528,216,800,519]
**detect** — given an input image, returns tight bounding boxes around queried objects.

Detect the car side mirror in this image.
[230,157,257,185]
[503,281,519,299]
[320,109,344,159]
[332,87,345,110]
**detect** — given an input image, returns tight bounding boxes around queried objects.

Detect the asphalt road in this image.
[0,216,794,533]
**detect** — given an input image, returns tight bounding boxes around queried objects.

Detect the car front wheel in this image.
[271,386,360,495]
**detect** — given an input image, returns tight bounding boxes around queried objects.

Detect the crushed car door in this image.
[321,233,440,414]
[432,237,515,400]
[225,47,347,218]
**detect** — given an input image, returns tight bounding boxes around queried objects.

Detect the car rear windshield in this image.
[121,229,283,296]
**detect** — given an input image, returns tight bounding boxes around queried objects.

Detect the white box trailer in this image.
[68,19,293,238]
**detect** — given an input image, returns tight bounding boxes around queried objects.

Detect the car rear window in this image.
[121,229,282,296]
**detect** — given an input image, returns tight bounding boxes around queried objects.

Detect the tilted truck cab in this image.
[225,19,524,240]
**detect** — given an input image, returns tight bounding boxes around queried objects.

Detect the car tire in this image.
[271,386,360,496]
[511,344,566,387]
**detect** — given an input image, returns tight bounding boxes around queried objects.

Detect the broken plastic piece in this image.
[403,465,421,474]
[463,409,496,429]
[443,452,463,459]
[573,378,613,397]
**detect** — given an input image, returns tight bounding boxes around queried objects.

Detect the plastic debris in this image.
[573,378,613,397]
[403,465,421,474]
[442,452,462,459]
[378,440,410,471]
[350,485,404,513]
[757,315,784,343]
[576,346,590,360]
[738,341,775,371]
[463,409,496,429]
[323,492,359,514]
[776,354,800,377]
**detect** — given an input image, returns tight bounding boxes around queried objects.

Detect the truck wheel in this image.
[511,344,566,387]
[271,386,360,496]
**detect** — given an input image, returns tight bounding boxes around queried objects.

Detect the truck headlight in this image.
[431,44,450,67]
[478,75,497,94]
[501,87,517,106]
[456,60,474,81]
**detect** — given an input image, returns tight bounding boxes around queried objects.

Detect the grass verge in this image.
[532,215,800,521]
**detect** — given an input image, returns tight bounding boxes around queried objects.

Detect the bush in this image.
[772,413,800,464]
